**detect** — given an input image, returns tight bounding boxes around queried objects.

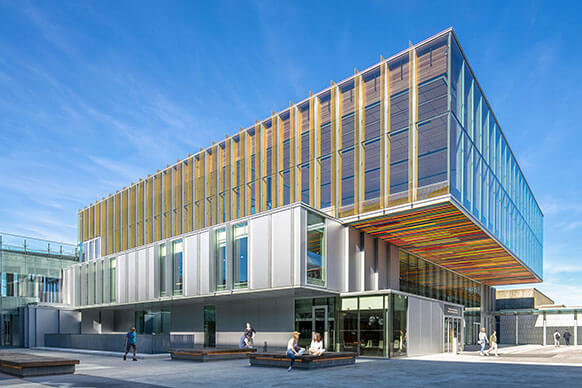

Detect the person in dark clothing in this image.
[244,322,256,347]
[563,330,572,346]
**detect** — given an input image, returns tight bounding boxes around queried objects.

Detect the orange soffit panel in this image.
[349,202,539,286]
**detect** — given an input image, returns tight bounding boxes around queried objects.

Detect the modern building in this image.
[61,28,543,357]
[496,287,554,310]
[0,232,78,346]
[494,288,580,346]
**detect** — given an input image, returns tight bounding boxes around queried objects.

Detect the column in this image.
[408,44,418,203]
[354,73,364,214]
[380,61,390,208]
[387,244,400,290]
[574,311,578,346]
[543,312,547,346]
[515,314,519,345]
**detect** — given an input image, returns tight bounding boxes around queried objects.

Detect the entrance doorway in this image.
[204,305,216,347]
[444,317,462,352]
[312,305,328,348]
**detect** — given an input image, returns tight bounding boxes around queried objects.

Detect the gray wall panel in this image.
[407,297,443,356]
[199,232,210,294]
[184,234,198,296]
[292,207,302,287]
[377,240,388,290]
[388,244,400,290]
[364,234,376,291]
[114,310,133,332]
[271,210,293,288]
[35,307,59,346]
[326,219,345,292]
[137,248,147,301]
[117,254,126,304]
[146,246,155,300]
[348,227,361,292]
[127,252,137,303]
[215,297,294,349]
[59,310,81,334]
[250,215,270,290]
[81,310,101,334]
[95,260,103,305]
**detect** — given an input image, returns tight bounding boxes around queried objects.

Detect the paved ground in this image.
[0,346,581,387]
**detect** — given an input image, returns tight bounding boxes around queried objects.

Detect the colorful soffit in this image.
[350,201,539,286]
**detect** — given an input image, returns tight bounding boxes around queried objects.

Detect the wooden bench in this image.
[169,348,257,362]
[248,352,357,369]
[0,353,79,377]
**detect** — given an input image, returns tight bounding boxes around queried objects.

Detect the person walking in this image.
[123,327,138,361]
[478,328,489,356]
[286,331,305,372]
[563,330,572,346]
[485,330,499,357]
[553,330,561,347]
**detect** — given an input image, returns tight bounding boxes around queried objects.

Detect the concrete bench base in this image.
[169,348,257,362]
[0,353,79,377]
[248,352,357,369]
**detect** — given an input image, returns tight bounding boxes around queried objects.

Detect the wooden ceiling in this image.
[350,201,539,286]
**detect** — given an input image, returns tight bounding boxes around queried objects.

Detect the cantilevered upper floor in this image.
[77,28,542,285]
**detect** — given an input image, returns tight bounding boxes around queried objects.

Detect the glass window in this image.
[215,227,226,291]
[307,212,325,286]
[110,257,116,302]
[391,294,407,357]
[339,297,358,353]
[359,296,384,357]
[159,243,167,297]
[233,222,248,289]
[204,305,216,347]
[172,240,183,296]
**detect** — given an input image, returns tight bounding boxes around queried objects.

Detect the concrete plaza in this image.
[1,346,581,387]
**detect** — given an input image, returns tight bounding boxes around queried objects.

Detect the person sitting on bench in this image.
[287,331,305,371]
[308,332,325,356]
[239,332,253,349]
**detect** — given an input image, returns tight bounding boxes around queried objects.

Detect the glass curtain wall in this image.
[399,250,480,309]
[337,293,407,358]
[391,294,407,357]
[232,222,248,289]
[449,35,543,278]
[307,212,325,286]
[0,233,78,346]
[294,297,337,350]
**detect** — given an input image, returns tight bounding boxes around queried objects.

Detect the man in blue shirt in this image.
[123,327,137,361]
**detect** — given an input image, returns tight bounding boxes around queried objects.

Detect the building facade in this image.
[0,232,78,346]
[494,288,580,346]
[64,28,543,357]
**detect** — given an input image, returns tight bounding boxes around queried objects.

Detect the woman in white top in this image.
[308,332,325,356]
[286,331,305,371]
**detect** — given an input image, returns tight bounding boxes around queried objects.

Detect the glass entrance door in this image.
[444,317,462,352]
[312,306,328,348]
[204,305,216,348]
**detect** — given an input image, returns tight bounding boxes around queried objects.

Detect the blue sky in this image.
[1,1,581,304]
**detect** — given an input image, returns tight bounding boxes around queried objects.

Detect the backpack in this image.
[555,332,561,339]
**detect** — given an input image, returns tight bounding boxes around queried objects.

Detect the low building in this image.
[495,288,580,345]
[496,288,554,310]
[0,232,78,346]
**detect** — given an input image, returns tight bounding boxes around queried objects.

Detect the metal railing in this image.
[0,232,78,259]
